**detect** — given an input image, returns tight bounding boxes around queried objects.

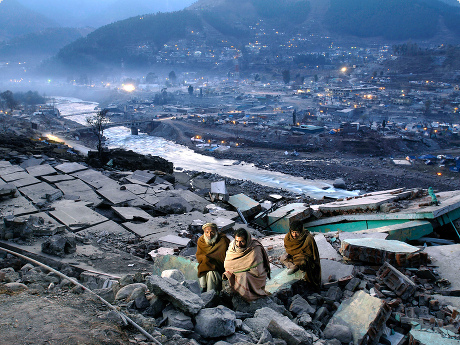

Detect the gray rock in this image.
[4,282,28,292]
[129,286,147,301]
[161,269,185,282]
[323,324,353,343]
[0,267,19,283]
[163,305,194,330]
[224,332,254,344]
[94,286,116,304]
[267,318,313,345]
[201,290,218,308]
[115,283,147,301]
[325,339,341,345]
[257,328,273,344]
[105,310,127,326]
[195,306,236,338]
[296,313,313,328]
[134,295,150,310]
[181,279,201,295]
[232,295,287,316]
[41,234,76,257]
[214,342,232,345]
[146,275,204,315]
[143,294,165,317]
[332,178,346,189]
[243,307,286,338]
[21,268,48,286]
[119,274,135,287]
[290,295,315,316]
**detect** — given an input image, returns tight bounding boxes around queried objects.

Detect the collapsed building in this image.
[1,146,460,345]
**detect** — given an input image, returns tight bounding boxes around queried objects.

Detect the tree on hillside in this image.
[168,71,177,83]
[0,91,18,113]
[282,70,291,84]
[86,109,109,160]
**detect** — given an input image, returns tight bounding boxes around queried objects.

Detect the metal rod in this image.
[446,214,460,242]
[0,246,161,345]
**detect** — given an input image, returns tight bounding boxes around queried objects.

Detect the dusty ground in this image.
[0,288,131,345]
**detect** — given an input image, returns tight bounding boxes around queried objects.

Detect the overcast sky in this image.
[14,0,197,27]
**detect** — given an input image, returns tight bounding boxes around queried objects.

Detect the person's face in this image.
[204,227,216,240]
[235,236,247,249]
[291,230,302,239]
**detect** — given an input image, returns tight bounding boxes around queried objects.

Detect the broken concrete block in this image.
[154,195,192,214]
[410,329,460,345]
[163,305,194,330]
[323,324,353,344]
[0,182,17,198]
[267,203,312,233]
[26,164,57,177]
[326,290,392,345]
[158,234,191,249]
[161,269,185,282]
[19,182,60,203]
[131,170,156,184]
[115,283,148,301]
[41,234,77,257]
[146,275,204,315]
[55,162,88,174]
[194,306,236,338]
[425,244,460,291]
[290,295,316,316]
[49,201,108,231]
[267,317,313,345]
[377,262,416,300]
[228,193,261,218]
[340,238,427,267]
[111,206,153,222]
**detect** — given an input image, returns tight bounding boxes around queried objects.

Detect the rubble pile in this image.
[1,144,460,344]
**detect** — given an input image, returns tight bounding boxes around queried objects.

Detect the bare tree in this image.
[86,109,109,159]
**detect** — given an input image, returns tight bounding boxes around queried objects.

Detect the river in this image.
[52,97,359,199]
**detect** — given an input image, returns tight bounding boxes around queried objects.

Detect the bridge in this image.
[66,119,157,136]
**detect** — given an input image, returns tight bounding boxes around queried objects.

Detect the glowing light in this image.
[45,134,64,143]
[341,67,347,73]
[122,84,135,92]
[437,172,442,176]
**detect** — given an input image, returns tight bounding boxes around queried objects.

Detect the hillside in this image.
[0,0,59,41]
[50,0,460,73]
[0,28,90,61]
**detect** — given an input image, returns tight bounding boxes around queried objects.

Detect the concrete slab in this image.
[78,220,134,237]
[347,220,433,241]
[206,205,239,220]
[431,295,460,310]
[157,234,191,248]
[319,190,412,213]
[228,194,261,218]
[151,254,198,281]
[327,290,391,345]
[41,174,75,184]
[340,238,427,267]
[10,176,41,188]
[130,170,156,184]
[0,161,12,168]
[161,190,210,213]
[18,182,60,203]
[123,184,149,195]
[337,232,389,241]
[267,203,312,233]
[139,193,160,205]
[71,169,119,190]
[49,201,109,231]
[123,220,170,240]
[0,195,37,217]
[54,162,88,174]
[1,171,31,182]
[26,164,57,177]
[212,217,235,231]
[19,157,44,169]
[96,186,138,205]
[321,259,354,284]
[111,206,154,222]
[0,165,25,176]
[266,267,306,294]
[315,234,341,260]
[425,244,460,291]
[410,329,460,345]
[55,179,101,205]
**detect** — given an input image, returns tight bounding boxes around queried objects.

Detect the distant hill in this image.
[50,0,460,72]
[0,28,90,61]
[0,0,59,41]
[326,0,460,40]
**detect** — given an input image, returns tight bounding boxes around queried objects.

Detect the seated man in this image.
[280,220,321,292]
[223,228,271,302]
[196,222,230,292]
